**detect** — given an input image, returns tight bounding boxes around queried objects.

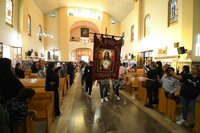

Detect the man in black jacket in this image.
[83,61,93,98]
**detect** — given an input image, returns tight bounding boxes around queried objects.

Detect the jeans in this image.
[99,82,108,98]
[180,96,195,120]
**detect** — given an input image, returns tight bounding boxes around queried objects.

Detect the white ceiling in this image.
[34,0,135,22]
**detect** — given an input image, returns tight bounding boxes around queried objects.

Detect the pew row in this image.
[28,92,54,133]
[193,102,200,133]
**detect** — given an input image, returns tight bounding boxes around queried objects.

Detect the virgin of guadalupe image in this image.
[98,50,114,71]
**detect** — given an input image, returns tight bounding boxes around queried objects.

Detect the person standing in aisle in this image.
[83,61,93,98]
[45,62,61,116]
[99,79,109,103]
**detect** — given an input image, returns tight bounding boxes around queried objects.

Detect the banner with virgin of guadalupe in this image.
[93,34,123,80]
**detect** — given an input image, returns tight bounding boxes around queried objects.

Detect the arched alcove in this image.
[71,48,93,62]
[70,21,99,42]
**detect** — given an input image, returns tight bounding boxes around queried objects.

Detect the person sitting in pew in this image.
[0,58,24,101]
[14,63,25,79]
[0,94,10,133]
[160,67,180,102]
[6,88,37,133]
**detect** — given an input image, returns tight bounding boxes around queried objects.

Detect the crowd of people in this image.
[1,56,200,132]
[144,61,200,126]
[0,58,79,133]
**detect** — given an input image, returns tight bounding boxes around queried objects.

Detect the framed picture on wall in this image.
[168,0,178,26]
[81,28,89,37]
[130,25,134,42]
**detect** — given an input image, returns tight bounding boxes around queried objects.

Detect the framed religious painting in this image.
[144,14,150,37]
[80,28,89,37]
[168,0,178,26]
[97,49,115,72]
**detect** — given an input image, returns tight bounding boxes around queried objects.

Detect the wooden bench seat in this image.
[28,92,54,133]
[193,102,200,133]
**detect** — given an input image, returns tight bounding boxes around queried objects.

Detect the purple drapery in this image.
[93,34,123,80]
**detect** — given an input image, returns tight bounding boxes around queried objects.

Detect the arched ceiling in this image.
[34,0,135,22]
[70,21,99,33]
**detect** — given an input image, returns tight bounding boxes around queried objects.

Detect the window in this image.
[28,15,31,36]
[5,0,13,27]
[67,8,102,20]
[168,0,178,26]
[38,25,42,41]
[144,14,150,37]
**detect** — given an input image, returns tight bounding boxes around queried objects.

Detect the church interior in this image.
[0,0,200,133]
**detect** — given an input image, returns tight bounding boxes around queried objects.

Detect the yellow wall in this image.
[27,0,44,57]
[0,0,21,47]
[192,0,200,62]
[45,7,120,61]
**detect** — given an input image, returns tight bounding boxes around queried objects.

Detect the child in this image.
[6,88,37,133]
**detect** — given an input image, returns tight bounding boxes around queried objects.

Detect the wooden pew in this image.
[130,74,139,90]
[20,78,65,107]
[193,102,200,133]
[28,92,54,133]
[137,78,147,104]
[158,88,168,114]
[20,78,45,88]
[123,76,132,95]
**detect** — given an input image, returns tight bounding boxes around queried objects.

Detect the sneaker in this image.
[176,119,185,125]
[115,94,117,97]
[107,92,110,96]
[101,99,104,103]
[88,95,92,98]
[104,97,108,102]
[117,96,120,101]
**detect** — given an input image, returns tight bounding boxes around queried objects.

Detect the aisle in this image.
[66,77,171,133]
[49,74,191,133]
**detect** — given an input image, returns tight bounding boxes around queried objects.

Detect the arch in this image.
[70,20,99,33]
[71,48,93,62]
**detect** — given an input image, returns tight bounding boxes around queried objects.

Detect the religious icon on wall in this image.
[81,28,89,37]
[98,49,115,72]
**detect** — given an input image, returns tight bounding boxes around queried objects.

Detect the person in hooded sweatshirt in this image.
[0,58,24,101]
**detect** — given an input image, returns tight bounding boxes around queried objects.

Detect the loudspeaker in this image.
[177,47,186,54]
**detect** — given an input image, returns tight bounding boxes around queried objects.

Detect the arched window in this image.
[5,0,13,27]
[28,15,31,36]
[144,14,150,37]
[168,0,178,26]
[38,25,42,41]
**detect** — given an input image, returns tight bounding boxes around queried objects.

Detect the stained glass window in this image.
[28,15,31,36]
[168,0,178,26]
[5,0,13,27]
[144,14,150,37]
[38,25,42,41]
